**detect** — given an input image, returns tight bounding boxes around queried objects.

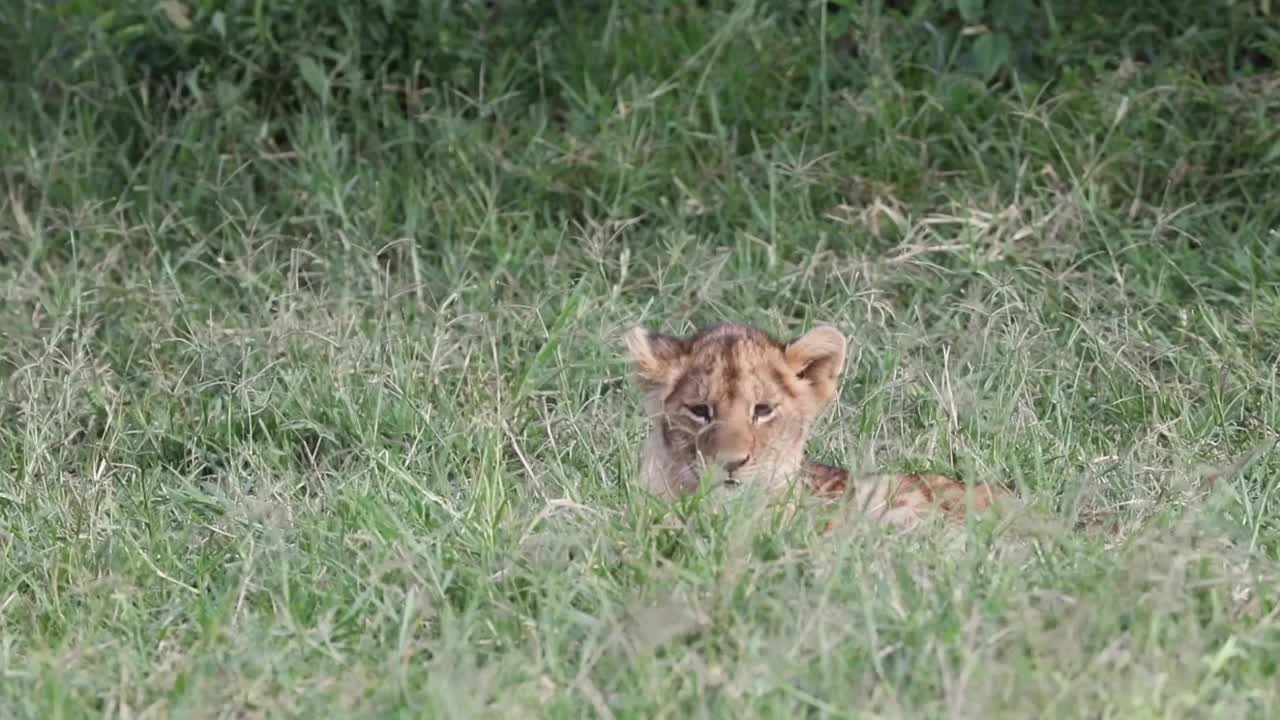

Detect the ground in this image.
[2,2,1280,718]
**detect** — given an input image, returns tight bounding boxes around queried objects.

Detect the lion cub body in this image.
[624,322,1011,528]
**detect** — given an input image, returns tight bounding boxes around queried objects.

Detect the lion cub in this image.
[624,322,1013,528]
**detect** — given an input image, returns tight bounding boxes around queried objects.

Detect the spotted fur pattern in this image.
[624,322,1013,528]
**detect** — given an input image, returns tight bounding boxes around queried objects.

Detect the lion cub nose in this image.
[722,455,750,473]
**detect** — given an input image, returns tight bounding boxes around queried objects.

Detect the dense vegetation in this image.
[3,1,1279,716]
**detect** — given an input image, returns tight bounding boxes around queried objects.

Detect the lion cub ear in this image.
[784,325,848,402]
[623,327,688,388]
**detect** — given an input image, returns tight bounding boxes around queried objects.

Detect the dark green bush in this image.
[20,1,574,114]
[819,0,1276,83]
[9,0,1276,125]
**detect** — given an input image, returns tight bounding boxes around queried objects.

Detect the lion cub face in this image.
[624,322,847,498]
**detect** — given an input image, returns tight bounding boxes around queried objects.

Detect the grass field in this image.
[3,1,1280,717]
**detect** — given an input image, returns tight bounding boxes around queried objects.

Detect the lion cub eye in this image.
[753,403,776,422]
[685,404,713,423]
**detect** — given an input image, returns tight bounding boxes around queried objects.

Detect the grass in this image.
[2,1,1280,717]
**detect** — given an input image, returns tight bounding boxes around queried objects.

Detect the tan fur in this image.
[624,322,1015,528]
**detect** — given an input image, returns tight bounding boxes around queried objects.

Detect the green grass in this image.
[3,1,1280,717]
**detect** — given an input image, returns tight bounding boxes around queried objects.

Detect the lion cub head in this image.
[624,322,847,499]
